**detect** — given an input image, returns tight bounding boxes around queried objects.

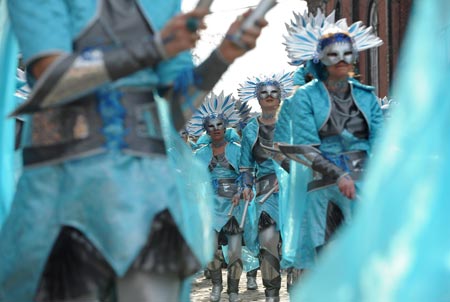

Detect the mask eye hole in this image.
[344,51,353,56]
[270,90,280,98]
[260,92,269,99]
[327,52,338,58]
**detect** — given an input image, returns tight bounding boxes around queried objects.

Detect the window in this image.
[335,0,342,19]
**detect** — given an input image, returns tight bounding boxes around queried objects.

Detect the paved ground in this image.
[190,270,290,301]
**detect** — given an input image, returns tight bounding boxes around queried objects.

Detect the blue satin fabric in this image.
[222,245,260,273]
[292,1,450,301]
[274,95,304,269]
[0,1,18,231]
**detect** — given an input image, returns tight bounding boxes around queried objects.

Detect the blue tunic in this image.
[240,117,282,253]
[0,1,214,301]
[195,137,244,232]
[240,117,281,224]
[287,78,383,269]
[291,79,383,152]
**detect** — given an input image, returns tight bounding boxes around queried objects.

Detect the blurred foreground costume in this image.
[0,0,263,301]
[0,2,18,230]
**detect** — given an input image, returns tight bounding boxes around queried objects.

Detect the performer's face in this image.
[257,84,281,110]
[320,41,355,67]
[327,60,354,80]
[206,117,226,140]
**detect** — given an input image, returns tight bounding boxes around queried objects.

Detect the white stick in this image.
[196,0,214,9]
[228,203,236,217]
[257,185,278,204]
[239,199,250,229]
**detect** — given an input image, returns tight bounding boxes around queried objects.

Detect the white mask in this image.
[205,117,226,133]
[320,41,355,66]
[257,84,281,101]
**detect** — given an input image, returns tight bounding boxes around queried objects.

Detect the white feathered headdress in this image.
[284,9,383,65]
[237,71,295,103]
[187,91,240,136]
[234,98,253,131]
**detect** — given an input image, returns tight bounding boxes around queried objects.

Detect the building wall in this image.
[324,0,412,97]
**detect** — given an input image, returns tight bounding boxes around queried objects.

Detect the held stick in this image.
[228,203,236,216]
[196,0,214,9]
[240,0,277,31]
[231,0,277,48]
[239,199,250,229]
[257,185,277,204]
[186,0,214,32]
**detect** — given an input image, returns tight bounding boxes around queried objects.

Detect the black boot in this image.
[209,269,222,302]
[204,268,211,279]
[227,259,242,302]
[246,269,258,290]
[227,279,241,302]
[263,279,281,301]
[260,249,281,302]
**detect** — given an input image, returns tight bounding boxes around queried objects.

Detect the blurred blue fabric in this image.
[292,1,450,301]
[0,1,18,230]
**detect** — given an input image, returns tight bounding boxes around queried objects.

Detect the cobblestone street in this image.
[190,270,290,301]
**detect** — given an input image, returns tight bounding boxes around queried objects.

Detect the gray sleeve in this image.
[104,34,165,80]
[193,49,230,91]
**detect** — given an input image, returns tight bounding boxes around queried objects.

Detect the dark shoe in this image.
[228,292,242,302]
[210,284,222,302]
[246,276,258,290]
[287,267,302,293]
[204,269,211,280]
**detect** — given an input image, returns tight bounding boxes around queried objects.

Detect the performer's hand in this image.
[218,10,268,63]
[160,8,209,58]
[243,187,254,202]
[232,193,240,206]
[272,152,286,163]
[337,175,356,200]
[32,55,61,78]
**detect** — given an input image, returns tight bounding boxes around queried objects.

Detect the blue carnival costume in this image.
[195,130,243,234]
[279,9,384,270]
[293,1,450,300]
[237,72,294,301]
[190,92,247,302]
[0,0,251,301]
